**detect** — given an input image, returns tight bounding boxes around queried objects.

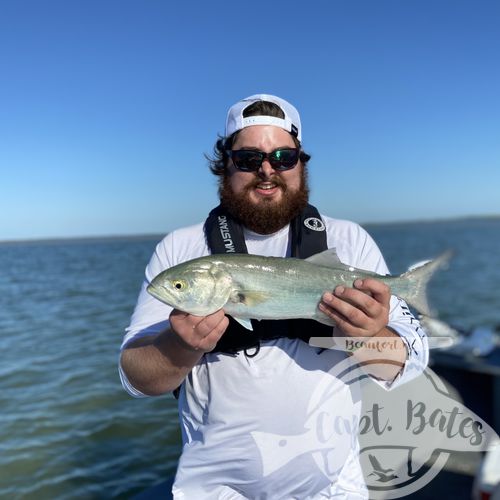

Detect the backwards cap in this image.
[225,94,302,142]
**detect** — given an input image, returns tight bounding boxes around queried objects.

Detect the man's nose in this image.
[258,159,276,177]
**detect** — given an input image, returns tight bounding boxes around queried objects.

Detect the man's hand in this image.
[319,277,391,338]
[319,278,408,381]
[169,308,229,353]
[120,309,229,396]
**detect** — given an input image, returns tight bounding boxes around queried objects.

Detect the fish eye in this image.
[172,280,186,291]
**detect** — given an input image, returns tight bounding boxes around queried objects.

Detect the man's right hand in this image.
[120,309,229,396]
[169,309,229,353]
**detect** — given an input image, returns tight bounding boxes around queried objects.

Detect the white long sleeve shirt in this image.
[120,216,429,499]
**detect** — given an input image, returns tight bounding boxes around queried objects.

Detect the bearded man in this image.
[120,94,429,499]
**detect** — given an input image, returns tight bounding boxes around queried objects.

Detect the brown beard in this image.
[219,167,310,235]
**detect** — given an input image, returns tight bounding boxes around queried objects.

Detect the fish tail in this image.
[398,250,453,316]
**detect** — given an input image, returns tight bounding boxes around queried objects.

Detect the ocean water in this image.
[1,218,499,499]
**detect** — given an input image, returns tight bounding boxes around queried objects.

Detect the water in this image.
[1,218,499,499]
[367,217,500,328]
[0,238,180,499]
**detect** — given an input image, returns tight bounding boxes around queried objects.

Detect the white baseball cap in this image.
[225,94,302,142]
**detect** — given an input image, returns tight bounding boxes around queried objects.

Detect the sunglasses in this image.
[226,147,300,172]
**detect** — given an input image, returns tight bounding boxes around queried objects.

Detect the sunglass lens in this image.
[269,149,299,169]
[232,150,263,171]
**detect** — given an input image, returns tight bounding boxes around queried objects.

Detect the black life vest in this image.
[204,204,334,355]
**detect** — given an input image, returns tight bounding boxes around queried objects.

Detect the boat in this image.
[426,320,500,500]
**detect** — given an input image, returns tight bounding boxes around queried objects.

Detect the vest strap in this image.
[204,204,333,354]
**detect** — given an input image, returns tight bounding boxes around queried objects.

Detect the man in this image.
[120,94,429,498]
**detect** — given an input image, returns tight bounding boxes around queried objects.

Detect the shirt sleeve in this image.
[119,236,176,397]
[358,230,429,390]
[122,236,175,349]
[325,217,429,390]
[379,297,430,390]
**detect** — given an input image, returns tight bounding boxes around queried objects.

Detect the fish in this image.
[146,248,451,331]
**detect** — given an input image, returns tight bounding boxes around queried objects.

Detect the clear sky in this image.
[1,0,499,241]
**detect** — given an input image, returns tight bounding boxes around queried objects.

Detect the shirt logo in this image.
[304,217,325,232]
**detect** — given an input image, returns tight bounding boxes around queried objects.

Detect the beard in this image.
[219,167,310,235]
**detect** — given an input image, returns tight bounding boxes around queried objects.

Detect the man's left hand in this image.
[319,278,391,338]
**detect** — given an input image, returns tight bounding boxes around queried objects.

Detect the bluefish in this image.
[147,249,451,330]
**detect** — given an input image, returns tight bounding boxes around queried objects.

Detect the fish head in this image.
[147,258,233,316]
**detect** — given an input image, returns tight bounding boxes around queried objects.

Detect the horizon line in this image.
[1,213,499,246]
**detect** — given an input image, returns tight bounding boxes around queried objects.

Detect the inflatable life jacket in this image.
[204,204,334,355]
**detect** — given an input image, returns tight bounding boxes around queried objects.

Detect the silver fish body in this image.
[147,249,451,330]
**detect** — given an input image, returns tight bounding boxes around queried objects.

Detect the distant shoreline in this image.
[1,214,499,246]
[0,233,163,246]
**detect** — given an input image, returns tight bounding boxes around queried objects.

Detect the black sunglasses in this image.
[226,147,300,172]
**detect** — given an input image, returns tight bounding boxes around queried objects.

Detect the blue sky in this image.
[1,0,499,240]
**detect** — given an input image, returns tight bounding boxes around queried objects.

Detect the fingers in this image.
[319,278,391,337]
[354,278,391,306]
[170,309,229,353]
[320,292,369,336]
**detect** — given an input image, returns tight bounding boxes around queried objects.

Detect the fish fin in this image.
[229,289,271,307]
[399,250,453,316]
[305,248,343,267]
[306,248,374,275]
[232,317,253,331]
